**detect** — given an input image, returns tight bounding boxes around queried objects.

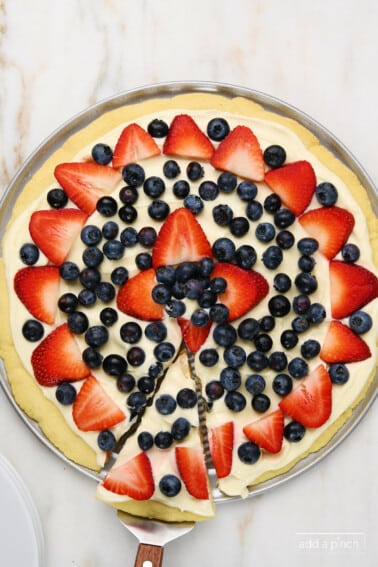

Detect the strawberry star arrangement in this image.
[0,91,377,521]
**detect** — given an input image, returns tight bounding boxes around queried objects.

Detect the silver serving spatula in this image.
[117,510,195,567]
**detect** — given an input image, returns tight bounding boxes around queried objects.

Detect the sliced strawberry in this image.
[31,323,90,386]
[208,421,234,478]
[152,208,212,268]
[14,266,60,324]
[29,208,87,265]
[330,260,378,319]
[163,114,214,160]
[177,317,212,353]
[211,263,269,321]
[320,321,371,363]
[279,364,332,428]
[243,409,284,454]
[112,123,160,169]
[72,375,126,431]
[102,452,154,500]
[117,268,164,321]
[264,160,316,216]
[54,162,121,215]
[299,207,355,259]
[175,446,209,500]
[210,125,264,181]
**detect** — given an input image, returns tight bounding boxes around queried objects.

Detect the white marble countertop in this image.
[0,1,377,566]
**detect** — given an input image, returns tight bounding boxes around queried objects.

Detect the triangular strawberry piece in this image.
[152,208,212,268]
[320,321,371,363]
[299,206,355,259]
[117,268,164,321]
[54,162,121,215]
[31,323,90,386]
[102,452,155,500]
[177,317,212,353]
[211,263,269,321]
[29,208,87,265]
[279,364,332,428]
[243,409,284,454]
[210,125,264,181]
[14,266,60,324]
[330,260,378,319]
[72,375,126,431]
[163,114,214,160]
[112,123,160,169]
[208,421,234,479]
[175,446,209,499]
[265,160,316,216]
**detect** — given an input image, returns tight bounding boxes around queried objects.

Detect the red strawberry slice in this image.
[117,268,164,321]
[31,323,90,386]
[243,409,284,454]
[320,321,371,363]
[211,263,269,321]
[14,266,60,324]
[29,208,87,265]
[264,160,316,216]
[177,317,212,353]
[279,364,332,428]
[55,162,121,215]
[299,206,355,259]
[330,260,378,319]
[208,421,234,479]
[163,114,214,160]
[112,123,160,169]
[210,125,264,181]
[102,452,154,500]
[72,375,126,431]
[152,208,212,268]
[175,446,209,500]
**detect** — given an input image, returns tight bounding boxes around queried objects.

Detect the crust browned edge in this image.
[0,92,377,508]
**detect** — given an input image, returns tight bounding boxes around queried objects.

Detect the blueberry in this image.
[264,193,281,212]
[186,161,204,181]
[111,266,129,286]
[218,172,237,193]
[137,376,155,394]
[60,261,80,281]
[238,318,260,340]
[291,316,309,333]
[184,194,204,215]
[223,345,246,368]
[185,278,205,299]
[103,240,125,260]
[268,295,291,317]
[144,321,167,343]
[120,322,143,344]
[127,347,146,367]
[209,303,229,323]
[268,351,287,371]
[245,374,266,395]
[138,431,154,451]
[300,339,321,359]
[92,143,113,165]
[19,243,40,265]
[235,245,257,269]
[58,292,78,314]
[117,373,136,393]
[288,357,308,378]
[148,118,169,137]
[263,145,286,168]
[273,208,295,228]
[209,276,227,294]
[246,351,268,371]
[148,200,170,220]
[276,230,295,249]
[156,265,176,285]
[292,294,311,314]
[165,300,186,318]
[272,373,293,396]
[295,272,318,294]
[82,246,104,268]
[177,388,198,408]
[67,311,89,334]
[252,393,271,413]
[255,222,275,242]
[127,391,147,413]
[82,347,103,368]
[154,342,176,362]
[246,200,263,221]
[341,243,360,263]
[171,282,186,300]
[225,391,246,412]
[118,204,138,224]
[138,226,157,248]
[205,380,224,401]
[298,255,316,273]
[148,362,163,379]
[97,196,118,216]
[155,433,173,452]
[254,333,273,352]
[315,182,338,206]
[199,256,214,277]
[21,319,44,342]
[238,441,261,464]
[163,160,181,179]
[329,363,350,384]
[207,117,230,141]
[280,330,299,349]
[78,288,97,306]
[135,252,152,270]
[97,430,116,451]
[100,307,118,326]
[212,237,236,262]
[122,163,145,187]
[172,179,190,199]
[85,325,109,347]
[96,282,115,302]
[55,382,77,405]
[199,348,219,367]
[191,309,210,327]
[212,203,234,226]
[199,180,219,201]
[102,221,119,240]
[120,227,138,247]
[284,421,306,442]
[307,303,326,324]
[119,185,139,205]
[273,273,292,293]
[237,181,257,201]
[230,216,250,237]
[159,474,181,497]
[156,394,177,415]
[144,176,165,198]
[220,367,241,391]
[171,417,191,441]
[175,262,198,283]
[213,323,237,347]
[152,283,171,304]
[46,188,68,209]
[259,315,275,332]
[297,237,318,256]
[349,310,372,334]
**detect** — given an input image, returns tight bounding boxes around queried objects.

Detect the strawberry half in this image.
[112,123,160,169]
[29,208,87,265]
[102,452,154,500]
[152,208,212,268]
[330,260,378,319]
[320,321,371,363]
[117,268,164,321]
[72,375,126,431]
[299,206,355,259]
[210,125,264,181]
[243,409,284,454]
[55,162,121,215]
[175,446,209,500]
[177,317,212,353]
[208,421,234,479]
[163,114,214,160]
[211,263,269,321]
[279,364,332,428]
[14,266,60,324]
[31,323,90,386]
[264,160,316,216]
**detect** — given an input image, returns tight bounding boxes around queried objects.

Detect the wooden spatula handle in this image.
[134,543,164,567]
